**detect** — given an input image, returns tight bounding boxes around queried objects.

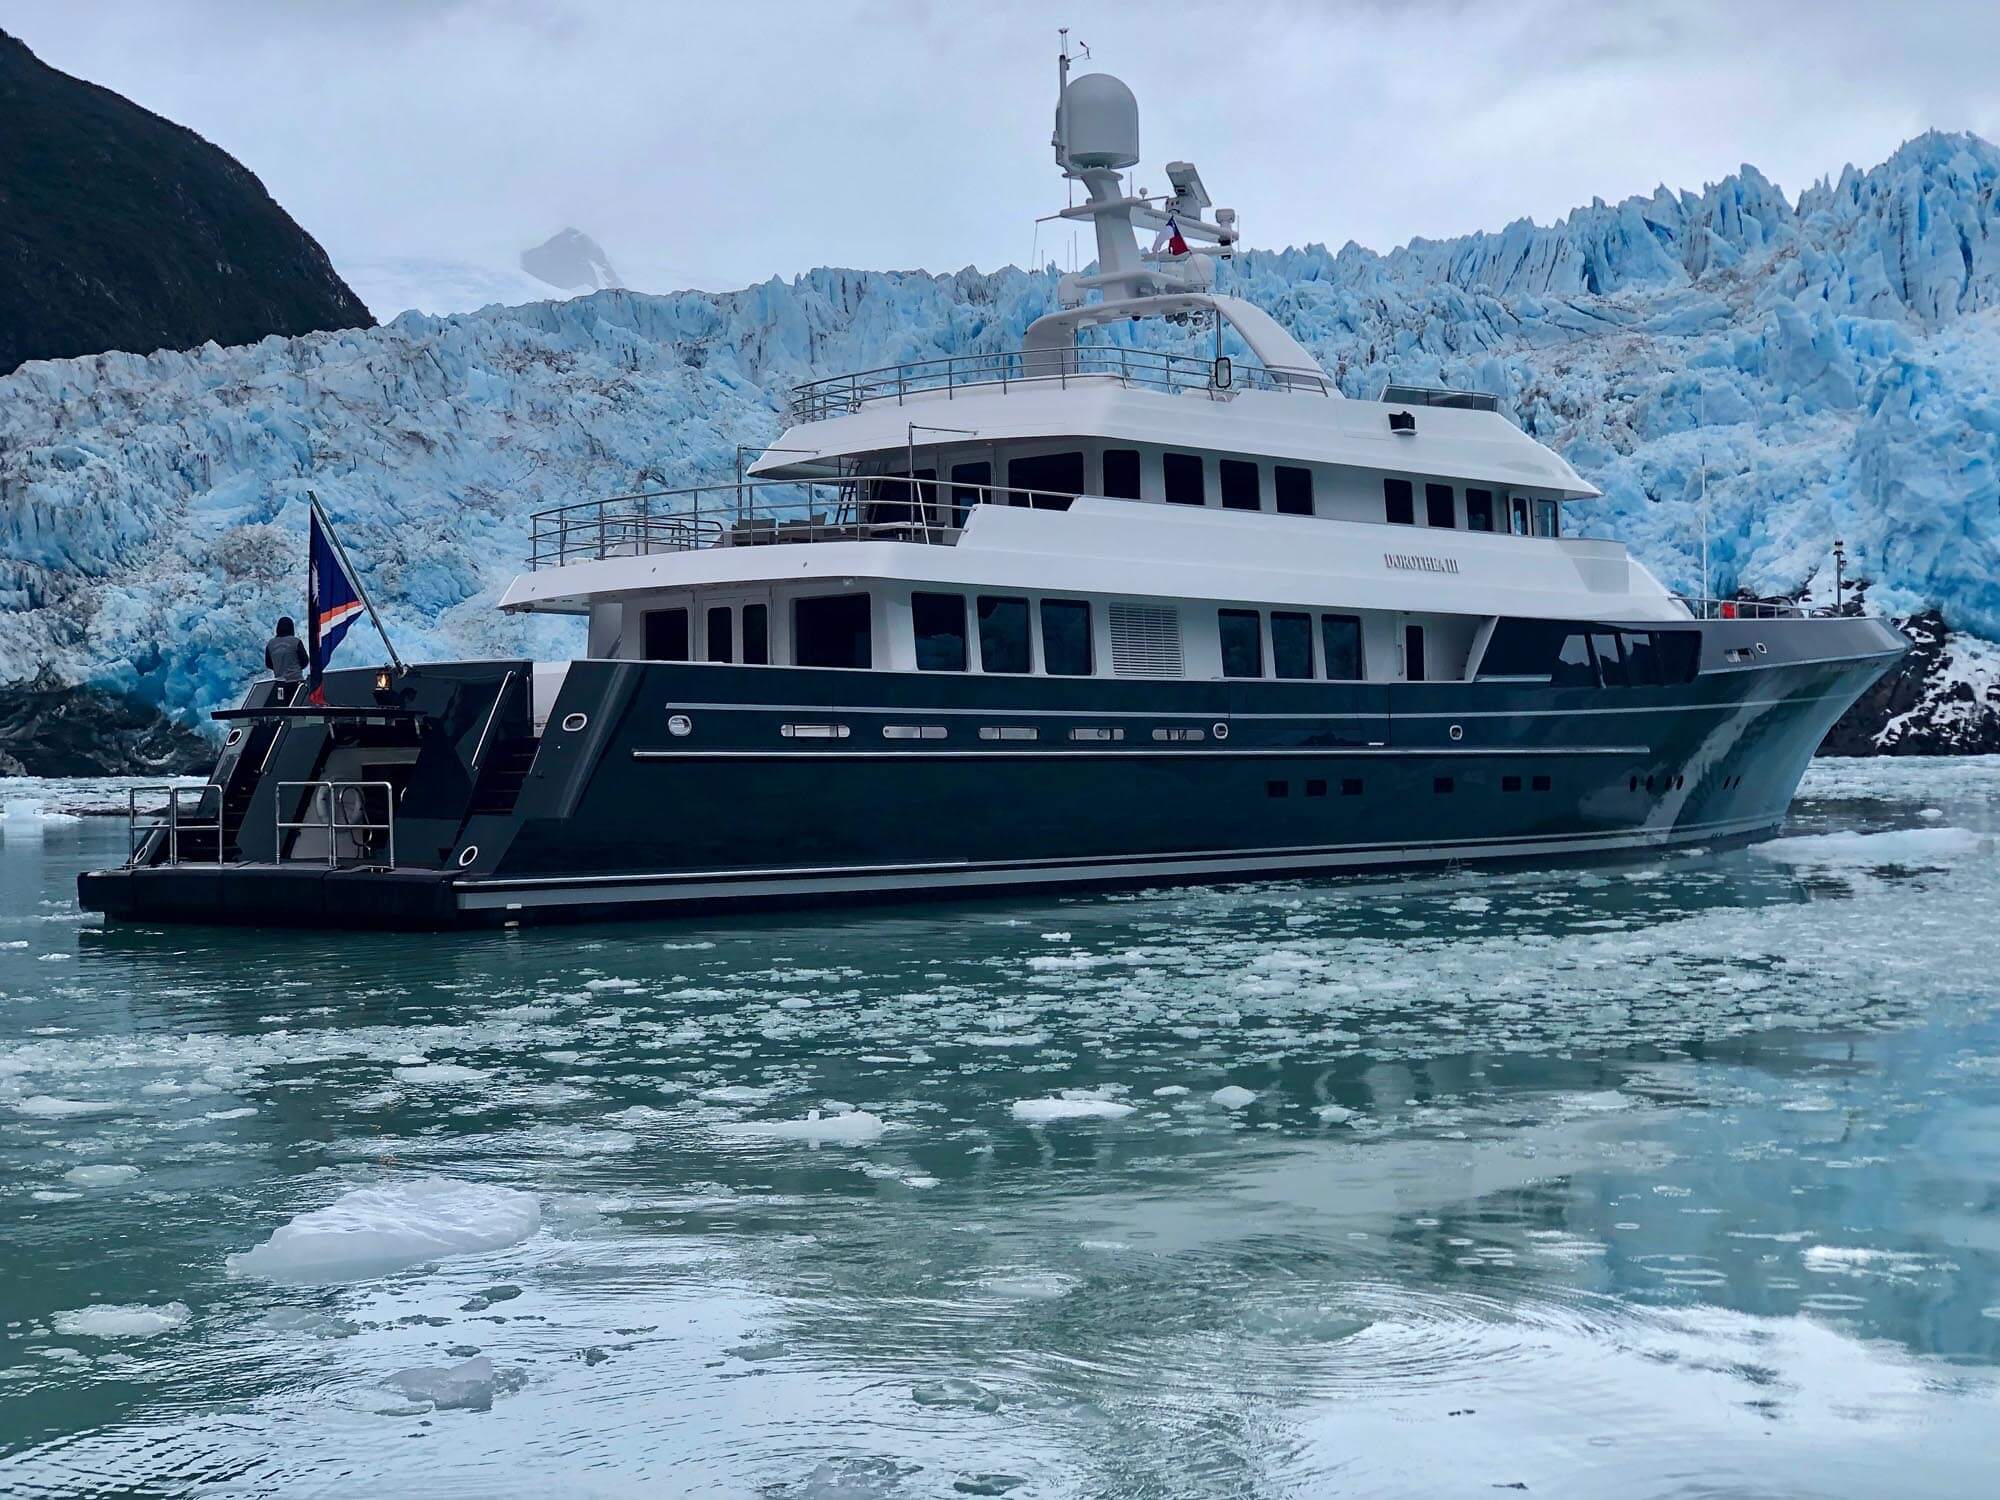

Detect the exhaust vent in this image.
[1109,603,1184,678]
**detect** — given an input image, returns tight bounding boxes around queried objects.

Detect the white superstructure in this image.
[500,39,1685,692]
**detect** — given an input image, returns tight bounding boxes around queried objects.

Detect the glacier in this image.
[2,130,1998,751]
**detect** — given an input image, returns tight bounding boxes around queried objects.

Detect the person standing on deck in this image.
[264,616,308,700]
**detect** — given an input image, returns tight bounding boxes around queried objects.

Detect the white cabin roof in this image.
[749,377,1599,501]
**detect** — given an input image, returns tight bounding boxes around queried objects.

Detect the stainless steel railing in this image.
[276,780,396,870]
[1675,596,1838,621]
[788,345,1331,422]
[527,474,1082,569]
[126,783,223,867]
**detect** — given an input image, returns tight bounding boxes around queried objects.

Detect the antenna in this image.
[1699,450,1710,615]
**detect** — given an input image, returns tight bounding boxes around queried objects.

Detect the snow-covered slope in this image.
[3,131,1998,751]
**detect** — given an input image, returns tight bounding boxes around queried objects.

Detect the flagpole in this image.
[308,490,407,675]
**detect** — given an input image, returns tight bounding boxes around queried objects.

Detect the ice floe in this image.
[720,1109,890,1145]
[62,1164,140,1187]
[225,1178,542,1282]
[1011,1097,1136,1123]
[379,1354,520,1412]
[1753,827,1983,866]
[1211,1086,1259,1110]
[51,1302,190,1339]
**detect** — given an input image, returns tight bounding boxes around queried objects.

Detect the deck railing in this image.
[526,474,1082,569]
[1675,596,1837,621]
[788,345,1331,423]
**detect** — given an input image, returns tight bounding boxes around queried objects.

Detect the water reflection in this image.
[3,763,1999,1496]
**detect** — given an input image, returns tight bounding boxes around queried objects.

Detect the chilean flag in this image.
[1153,215,1191,257]
[306,508,366,705]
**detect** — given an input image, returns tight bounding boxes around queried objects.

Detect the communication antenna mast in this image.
[1699,451,1710,615]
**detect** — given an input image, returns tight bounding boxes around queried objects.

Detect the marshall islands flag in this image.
[306,506,367,705]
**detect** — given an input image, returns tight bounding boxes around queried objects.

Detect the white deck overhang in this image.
[500,496,1681,622]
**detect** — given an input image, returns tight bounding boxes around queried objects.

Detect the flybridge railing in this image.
[1676,596,1840,621]
[788,345,1331,422]
[527,474,1084,569]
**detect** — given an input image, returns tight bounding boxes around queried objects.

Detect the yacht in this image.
[81,48,1905,929]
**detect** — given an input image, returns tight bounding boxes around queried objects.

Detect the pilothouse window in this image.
[1385,478,1415,525]
[1164,452,1206,506]
[1466,489,1495,532]
[950,462,990,525]
[1040,599,1093,676]
[1102,449,1142,500]
[1007,451,1083,510]
[1220,459,1260,511]
[1426,483,1455,528]
[1274,465,1313,516]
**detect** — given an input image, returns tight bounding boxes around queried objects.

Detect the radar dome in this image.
[1059,72,1139,170]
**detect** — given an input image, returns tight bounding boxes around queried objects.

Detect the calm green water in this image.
[3,762,2000,1498]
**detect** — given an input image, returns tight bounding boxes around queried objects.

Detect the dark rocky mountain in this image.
[1819,612,2000,757]
[520,227,622,293]
[0,29,371,374]
[0,671,209,777]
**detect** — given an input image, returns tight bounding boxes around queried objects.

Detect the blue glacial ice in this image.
[0,131,1997,730]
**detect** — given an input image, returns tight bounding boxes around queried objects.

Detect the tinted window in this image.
[1321,615,1364,680]
[1164,452,1206,506]
[1274,465,1313,515]
[1476,618,1560,679]
[1404,624,1427,682]
[1535,499,1560,537]
[1220,459,1260,511]
[977,595,1031,673]
[792,594,871,669]
[1509,496,1531,535]
[1102,448,1142,499]
[1219,610,1263,678]
[1591,632,1627,687]
[742,603,769,665]
[1653,630,1700,684]
[911,592,967,672]
[1271,611,1314,679]
[950,461,990,525]
[1465,488,1495,532]
[643,608,689,662]
[1554,631,1595,686]
[705,605,733,663]
[1040,599,1093,676]
[1008,451,1083,509]
[1425,483,1456,528]
[1621,630,1662,686]
[1384,477,1414,525]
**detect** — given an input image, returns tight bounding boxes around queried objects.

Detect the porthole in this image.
[1212,722,1230,741]
[457,845,479,867]
[1448,724,1463,741]
[667,714,693,737]
[1754,642,1768,655]
[561,712,589,733]
[224,728,245,748]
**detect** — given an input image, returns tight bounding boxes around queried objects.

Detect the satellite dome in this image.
[1059,72,1140,170]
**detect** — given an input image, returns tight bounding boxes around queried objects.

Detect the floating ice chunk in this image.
[722,1109,889,1145]
[1314,1104,1356,1124]
[13,1095,113,1118]
[1010,1097,1136,1123]
[380,1354,515,1412]
[52,1302,190,1339]
[912,1376,1001,1411]
[1918,808,1945,820]
[63,1164,140,1187]
[582,977,642,992]
[225,1178,542,1283]
[698,1084,774,1104]
[1753,827,1981,867]
[204,1107,258,1121]
[1152,1085,1190,1097]
[394,1063,489,1085]
[1211,1086,1258,1110]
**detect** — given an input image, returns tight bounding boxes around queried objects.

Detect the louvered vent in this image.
[1108,604,1183,678]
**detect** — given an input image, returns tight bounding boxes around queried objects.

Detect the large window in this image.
[1554,630,1595,686]
[1271,611,1314,679]
[1384,477,1415,525]
[912,592,968,672]
[1220,459,1260,511]
[643,608,689,662]
[1479,619,1700,685]
[1040,599,1093,676]
[950,461,990,526]
[977,595,1031,673]
[742,603,769,665]
[705,606,733,663]
[1102,448,1142,500]
[1008,451,1084,510]
[1219,609,1263,678]
[792,594,872,669]
[1275,465,1313,516]
[1465,488,1495,532]
[1425,483,1456,528]
[1164,452,1206,506]
[1509,495,1531,536]
[1321,614,1363,680]
[1535,498,1560,537]
[1590,632,1627,688]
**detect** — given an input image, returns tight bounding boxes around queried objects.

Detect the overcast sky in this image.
[11,0,2000,314]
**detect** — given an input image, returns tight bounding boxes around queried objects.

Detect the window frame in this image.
[1218,608,1264,679]
[1465,488,1495,532]
[1101,448,1142,500]
[1038,598,1094,677]
[705,604,734,664]
[642,606,690,663]
[1274,465,1313,516]
[975,594,1033,674]
[1384,477,1415,525]
[1319,614,1365,681]
[910,591,969,673]
[1270,610,1315,680]
[1219,458,1261,511]
[1425,482,1456,528]
[790,593,873,670]
[1163,451,1206,506]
